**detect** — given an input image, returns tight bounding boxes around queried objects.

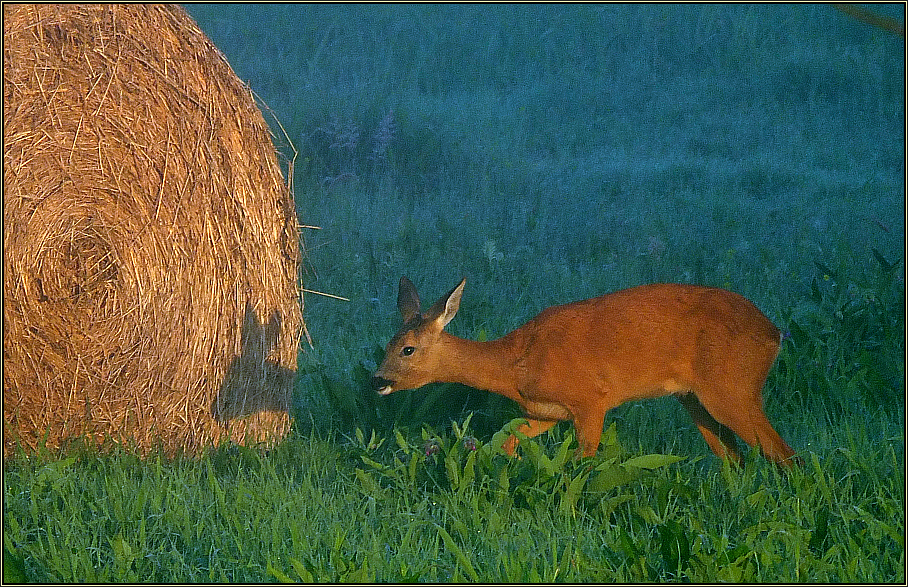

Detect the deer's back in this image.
[510,283,781,404]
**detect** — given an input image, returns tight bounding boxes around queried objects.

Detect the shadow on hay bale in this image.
[3,4,304,456]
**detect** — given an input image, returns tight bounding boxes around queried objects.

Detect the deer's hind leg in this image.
[682,389,799,467]
[677,393,744,465]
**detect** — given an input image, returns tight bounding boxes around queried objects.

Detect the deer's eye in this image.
[401,346,416,357]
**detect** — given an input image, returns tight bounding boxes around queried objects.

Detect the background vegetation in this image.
[4,4,904,582]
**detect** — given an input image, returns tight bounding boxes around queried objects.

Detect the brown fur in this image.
[373,277,798,466]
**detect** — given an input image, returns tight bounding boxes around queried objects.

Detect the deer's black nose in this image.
[371,376,394,395]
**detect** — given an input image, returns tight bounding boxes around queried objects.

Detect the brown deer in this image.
[372,277,799,466]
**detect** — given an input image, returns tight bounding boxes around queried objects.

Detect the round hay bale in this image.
[3,4,304,456]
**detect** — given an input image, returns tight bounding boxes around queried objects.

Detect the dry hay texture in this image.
[3,4,304,456]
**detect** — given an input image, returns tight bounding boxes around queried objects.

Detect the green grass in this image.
[4,417,903,582]
[4,4,904,582]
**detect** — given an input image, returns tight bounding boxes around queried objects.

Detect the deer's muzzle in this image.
[371,376,395,396]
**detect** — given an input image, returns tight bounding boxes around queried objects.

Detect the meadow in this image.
[4,4,904,582]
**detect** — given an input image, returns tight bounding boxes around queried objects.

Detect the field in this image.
[3,4,904,582]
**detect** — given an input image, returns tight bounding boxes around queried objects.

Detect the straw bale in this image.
[3,4,304,456]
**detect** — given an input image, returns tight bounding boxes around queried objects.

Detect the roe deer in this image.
[371,277,799,467]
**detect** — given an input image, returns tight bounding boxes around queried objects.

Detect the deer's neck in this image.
[436,331,523,402]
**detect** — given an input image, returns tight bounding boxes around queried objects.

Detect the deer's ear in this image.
[397,276,421,322]
[424,278,465,329]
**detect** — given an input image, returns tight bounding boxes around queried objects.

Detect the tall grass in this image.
[4,4,903,582]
